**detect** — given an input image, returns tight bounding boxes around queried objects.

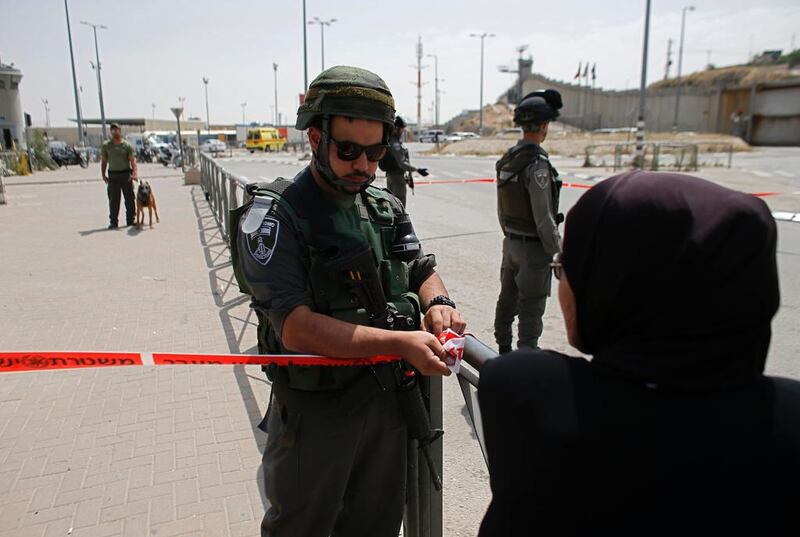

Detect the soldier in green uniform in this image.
[101,123,138,229]
[493,90,563,353]
[232,66,466,537]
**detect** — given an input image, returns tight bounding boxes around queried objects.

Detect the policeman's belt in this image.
[505,232,540,242]
[0,351,402,374]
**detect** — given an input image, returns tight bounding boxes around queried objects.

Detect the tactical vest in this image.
[496,144,562,235]
[230,176,420,391]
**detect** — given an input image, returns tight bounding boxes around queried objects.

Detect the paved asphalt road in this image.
[216,145,800,381]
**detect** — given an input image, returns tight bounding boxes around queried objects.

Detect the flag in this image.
[574,62,582,80]
[583,62,589,78]
[591,63,596,81]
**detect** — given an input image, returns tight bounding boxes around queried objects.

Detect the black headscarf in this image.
[562,171,779,390]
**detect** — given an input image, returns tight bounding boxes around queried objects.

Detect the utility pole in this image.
[64,0,84,145]
[416,36,423,131]
[308,17,336,71]
[42,99,51,128]
[151,103,156,120]
[470,32,495,136]
[635,0,652,168]
[673,5,695,131]
[241,102,247,126]
[426,53,440,127]
[82,20,108,141]
[664,38,673,80]
[273,63,279,126]
[202,77,210,134]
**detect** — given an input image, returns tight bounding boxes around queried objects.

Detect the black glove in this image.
[417,168,429,177]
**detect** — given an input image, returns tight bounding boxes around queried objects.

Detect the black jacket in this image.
[478,349,800,536]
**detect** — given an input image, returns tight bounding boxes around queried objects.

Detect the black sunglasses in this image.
[329,136,388,162]
[550,252,563,280]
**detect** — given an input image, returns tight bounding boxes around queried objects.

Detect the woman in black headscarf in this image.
[478,171,800,536]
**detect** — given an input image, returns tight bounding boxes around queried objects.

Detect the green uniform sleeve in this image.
[525,161,561,257]
[126,142,134,158]
[101,143,108,160]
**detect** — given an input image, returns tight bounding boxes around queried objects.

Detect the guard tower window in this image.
[0,80,5,89]
[10,82,18,90]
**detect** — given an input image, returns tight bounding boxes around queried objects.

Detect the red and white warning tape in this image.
[0,351,401,373]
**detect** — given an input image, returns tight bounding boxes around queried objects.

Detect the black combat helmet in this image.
[296,65,396,193]
[513,89,563,127]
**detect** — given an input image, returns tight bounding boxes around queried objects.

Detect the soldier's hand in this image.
[399,331,450,376]
[417,168,429,177]
[422,305,467,336]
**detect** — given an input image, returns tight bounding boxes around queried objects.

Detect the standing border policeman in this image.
[379,116,428,206]
[231,66,466,537]
[101,123,138,228]
[493,90,563,353]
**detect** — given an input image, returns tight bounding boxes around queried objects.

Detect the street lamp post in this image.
[241,102,247,126]
[673,5,695,131]
[42,99,51,128]
[426,53,441,127]
[202,77,210,134]
[470,32,495,136]
[273,63,279,126]
[171,106,185,172]
[151,103,155,120]
[81,20,108,141]
[64,0,84,145]
[308,17,337,71]
[302,0,308,91]
[635,0,652,168]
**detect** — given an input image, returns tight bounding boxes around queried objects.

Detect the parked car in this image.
[443,133,464,142]
[418,129,445,143]
[454,131,480,139]
[200,139,227,153]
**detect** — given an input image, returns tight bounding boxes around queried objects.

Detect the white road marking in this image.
[751,170,773,178]
[775,170,795,178]
[441,171,461,178]
[772,212,796,221]
[461,169,478,177]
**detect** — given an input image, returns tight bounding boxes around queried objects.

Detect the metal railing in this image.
[199,153,499,537]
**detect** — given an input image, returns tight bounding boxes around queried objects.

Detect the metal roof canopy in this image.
[69,117,146,126]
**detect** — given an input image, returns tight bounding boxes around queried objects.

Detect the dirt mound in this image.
[650,64,800,90]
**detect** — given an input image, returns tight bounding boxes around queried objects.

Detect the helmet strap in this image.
[312,115,377,194]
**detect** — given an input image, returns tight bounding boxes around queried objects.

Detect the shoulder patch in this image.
[534,166,550,189]
[246,216,280,266]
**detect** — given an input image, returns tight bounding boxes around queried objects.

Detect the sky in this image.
[2,0,798,128]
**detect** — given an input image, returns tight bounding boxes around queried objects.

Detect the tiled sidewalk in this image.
[0,164,268,536]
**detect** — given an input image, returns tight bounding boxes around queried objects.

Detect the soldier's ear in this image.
[307,127,321,153]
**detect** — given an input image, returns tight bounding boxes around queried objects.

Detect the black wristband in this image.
[426,295,456,311]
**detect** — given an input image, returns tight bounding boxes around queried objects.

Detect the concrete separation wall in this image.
[507,71,800,146]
